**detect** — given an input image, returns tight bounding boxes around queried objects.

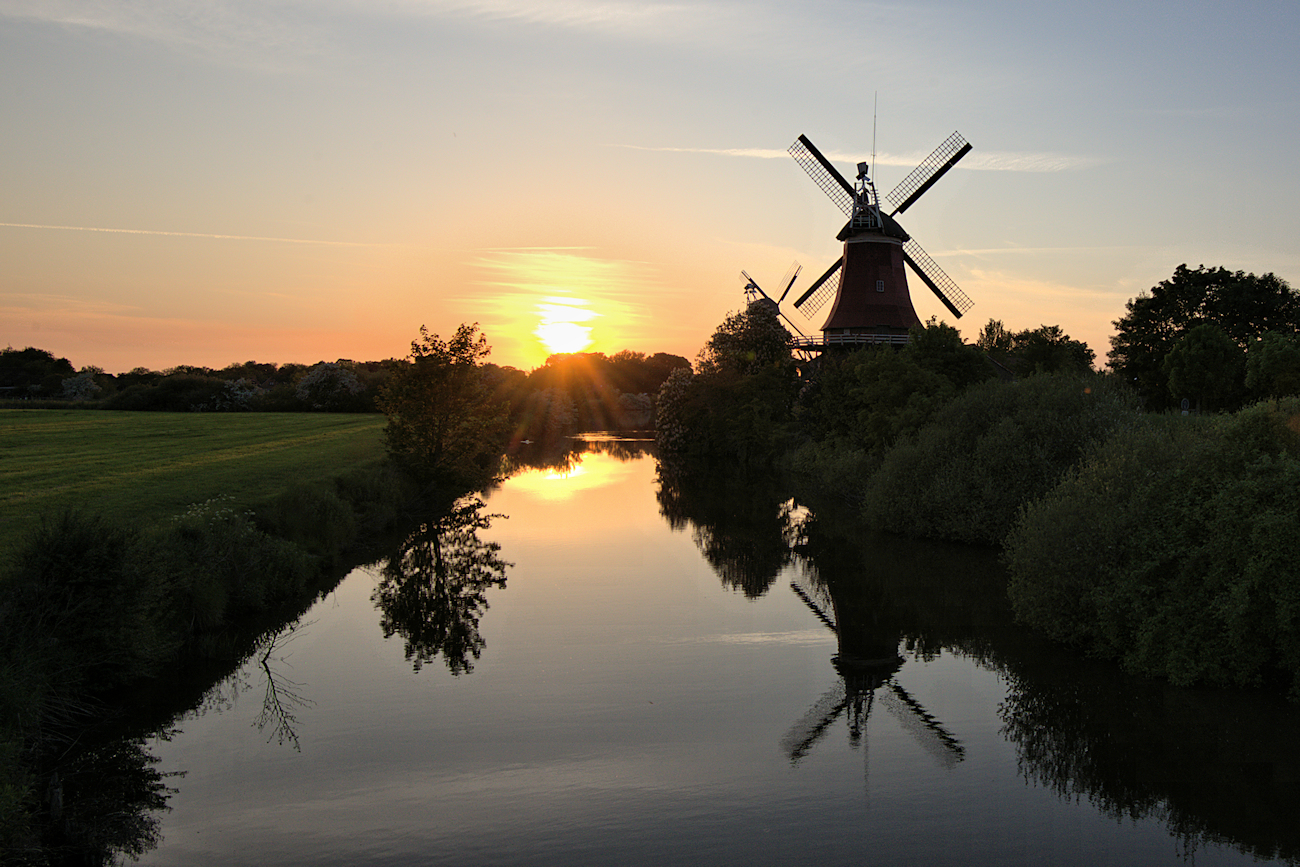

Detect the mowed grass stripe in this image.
[1,410,387,556]
[2,419,371,492]
[0,426,377,505]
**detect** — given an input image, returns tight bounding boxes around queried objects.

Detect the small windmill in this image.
[740,262,807,337]
[788,132,974,345]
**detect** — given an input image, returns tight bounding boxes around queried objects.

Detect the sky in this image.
[2,0,1299,374]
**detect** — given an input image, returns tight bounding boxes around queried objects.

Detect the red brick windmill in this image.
[788,132,975,346]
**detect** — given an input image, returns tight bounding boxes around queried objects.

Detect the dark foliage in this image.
[377,324,512,488]
[861,373,1140,546]
[0,348,75,398]
[1108,264,1300,410]
[1005,398,1300,696]
[655,303,798,470]
[976,320,1096,376]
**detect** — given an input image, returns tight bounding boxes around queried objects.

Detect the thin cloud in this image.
[0,222,395,247]
[614,144,791,160]
[615,143,1104,172]
[0,0,325,69]
[407,0,706,35]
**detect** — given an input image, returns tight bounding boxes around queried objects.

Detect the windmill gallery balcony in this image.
[791,332,911,356]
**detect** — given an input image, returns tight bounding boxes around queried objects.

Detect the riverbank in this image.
[0,410,456,864]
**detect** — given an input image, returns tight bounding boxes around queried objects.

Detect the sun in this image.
[535,298,596,355]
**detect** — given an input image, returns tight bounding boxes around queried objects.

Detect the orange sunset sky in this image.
[3,1,1299,373]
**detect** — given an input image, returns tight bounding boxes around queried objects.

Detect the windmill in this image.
[782,578,965,776]
[740,262,807,338]
[788,132,974,346]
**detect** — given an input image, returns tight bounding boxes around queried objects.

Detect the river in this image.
[121,436,1299,865]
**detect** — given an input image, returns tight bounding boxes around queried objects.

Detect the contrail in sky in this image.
[0,222,393,247]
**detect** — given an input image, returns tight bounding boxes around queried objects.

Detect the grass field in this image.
[0,409,387,556]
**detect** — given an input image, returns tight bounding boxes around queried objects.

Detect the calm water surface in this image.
[138,440,1299,866]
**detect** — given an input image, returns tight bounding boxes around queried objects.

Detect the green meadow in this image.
[0,409,387,556]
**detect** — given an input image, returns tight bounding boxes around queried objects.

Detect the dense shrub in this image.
[1004,398,1300,696]
[0,513,175,694]
[861,373,1139,545]
[159,497,313,625]
[656,364,797,469]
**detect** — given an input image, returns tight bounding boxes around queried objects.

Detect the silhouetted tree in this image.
[695,301,793,376]
[0,346,75,397]
[1246,331,1300,402]
[978,320,1094,376]
[1108,264,1300,410]
[378,324,511,488]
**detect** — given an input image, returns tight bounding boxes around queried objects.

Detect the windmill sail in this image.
[776,262,802,302]
[878,682,965,769]
[886,131,972,216]
[901,240,973,319]
[789,135,855,216]
[792,258,843,316]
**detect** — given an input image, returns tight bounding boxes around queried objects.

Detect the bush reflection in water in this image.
[658,464,1300,866]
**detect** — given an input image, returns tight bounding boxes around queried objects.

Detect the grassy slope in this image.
[0,409,386,556]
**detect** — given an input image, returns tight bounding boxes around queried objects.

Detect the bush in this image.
[655,365,797,470]
[1005,398,1300,696]
[159,497,313,625]
[253,484,358,559]
[0,513,176,694]
[862,373,1139,545]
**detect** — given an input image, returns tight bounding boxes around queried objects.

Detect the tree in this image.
[1108,264,1300,409]
[902,319,994,388]
[1246,331,1300,402]
[1163,323,1243,412]
[377,324,510,488]
[977,319,1095,376]
[295,361,364,411]
[695,301,793,376]
[0,346,75,396]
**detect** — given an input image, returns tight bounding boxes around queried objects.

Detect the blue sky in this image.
[3,0,1298,371]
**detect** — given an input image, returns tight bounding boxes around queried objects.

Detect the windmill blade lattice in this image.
[886,131,972,216]
[776,262,803,302]
[792,258,843,317]
[742,265,808,337]
[780,682,849,763]
[901,239,973,319]
[789,135,855,217]
[878,682,965,769]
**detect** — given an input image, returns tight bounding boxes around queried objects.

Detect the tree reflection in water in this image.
[252,620,315,751]
[655,466,796,598]
[31,731,177,866]
[502,432,655,479]
[372,498,511,675]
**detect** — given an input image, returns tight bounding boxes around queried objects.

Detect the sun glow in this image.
[535,298,596,355]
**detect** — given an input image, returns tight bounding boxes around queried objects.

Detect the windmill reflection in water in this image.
[781,575,965,778]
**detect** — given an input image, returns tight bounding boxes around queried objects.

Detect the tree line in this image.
[0,342,690,442]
